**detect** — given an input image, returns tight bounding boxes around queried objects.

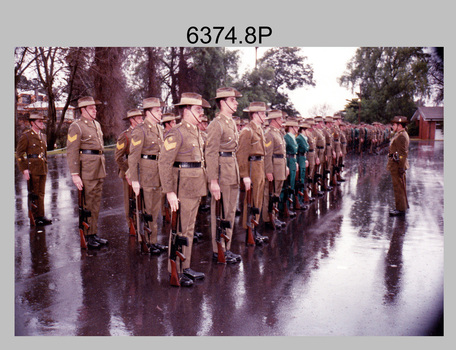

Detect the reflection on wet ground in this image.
[14,141,444,336]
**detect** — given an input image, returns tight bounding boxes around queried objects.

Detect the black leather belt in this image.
[27,154,43,159]
[341,142,347,145]
[80,149,103,155]
[334,139,339,142]
[272,154,284,158]
[141,154,158,160]
[326,143,331,146]
[298,152,306,156]
[248,155,263,161]
[308,149,315,152]
[219,152,234,157]
[287,154,296,158]
[317,146,324,149]
[173,162,202,168]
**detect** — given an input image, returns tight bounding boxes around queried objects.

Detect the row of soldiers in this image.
[16,88,393,288]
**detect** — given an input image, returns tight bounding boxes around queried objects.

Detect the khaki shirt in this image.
[66,117,106,180]
[387,129,410,170]
[322,126,333,156]
[16,128,48,175]
[331,125,341,155]
[158,120,207,198]
[205,112,239,186]
[236,121,266,178]
[127,119,163,187]
[264,125,287,180]
[115,126,133,178]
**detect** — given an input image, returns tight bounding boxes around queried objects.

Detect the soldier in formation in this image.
[52,90,399,287]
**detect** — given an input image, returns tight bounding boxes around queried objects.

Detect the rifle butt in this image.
[216,242,226,264]
[129,218,136,236]
[246,227,256,246]
[169,260,180,287]
[28,210,36,226]
[79,228,88,249]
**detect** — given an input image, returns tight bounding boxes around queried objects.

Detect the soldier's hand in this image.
[125,174,132,186]
[210,179,221,201]
[132,181,140,196]
[333,151,336,159]
[266,173,273,182]
[22,169,30,181]
[72,174,83,191]
[167,192,179,212]
[243,177,251,192]
[286,167,290,177]
[305,160,309,168]
[316,157,320,165]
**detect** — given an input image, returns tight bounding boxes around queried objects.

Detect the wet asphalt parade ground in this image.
[12,140,444,339]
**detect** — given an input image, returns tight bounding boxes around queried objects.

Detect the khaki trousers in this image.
[262,179,284,223]
[211,183,239,253]
[29,174,46,218]
[167,196,201,273]
[82,178,104,236]
[142,186,163,245]
[241,160,265,229]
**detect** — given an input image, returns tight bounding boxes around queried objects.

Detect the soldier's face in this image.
[188,105,204,125]
[83,105,97,120]
[32,119,45,130]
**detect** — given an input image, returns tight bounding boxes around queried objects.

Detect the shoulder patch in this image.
[68,134,77,143]
[163,137,176,151]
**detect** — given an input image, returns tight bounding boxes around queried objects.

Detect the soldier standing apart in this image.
[159,92,209,286]
[236,101,269,245]
[67,96,108,249]
[206,87,242,263]
[16,112,52,226]
[115,109,144,231]
[127,97,168,255]
[387,116,410,216]
[262,109,288,229]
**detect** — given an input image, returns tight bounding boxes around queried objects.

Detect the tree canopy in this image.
[15,46,315,149]
[338,47,435,124]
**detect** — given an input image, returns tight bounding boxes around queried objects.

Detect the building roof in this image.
[411,106,443,122]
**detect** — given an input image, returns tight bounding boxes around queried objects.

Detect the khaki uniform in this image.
[115,126,133,225]
[126,119,164,245]
[387,129,410,212]
[314,128,325,179]
[306,132,316,181]
[67,116,106,236]
[236,121,266,229]
[159,120,207,272]
[16,128,48,218]
[205,113,240,253]
[262,125,287,223]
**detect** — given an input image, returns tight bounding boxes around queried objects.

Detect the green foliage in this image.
[339,47,431,124]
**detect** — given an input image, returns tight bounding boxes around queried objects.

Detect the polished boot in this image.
[183,268,205,280]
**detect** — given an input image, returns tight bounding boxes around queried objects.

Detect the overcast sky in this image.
[231,47,359,118]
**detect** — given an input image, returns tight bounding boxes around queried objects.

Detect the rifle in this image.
[169,169,188,286]
[282,184,294,218]
[163,197,171,223]
[268,180,279,229]
[27,179,38,226]
[215,193,231,263]
[78,188,90,249]
[136,188,152,254]
[128,185,137,236]
[245,187,259,246]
